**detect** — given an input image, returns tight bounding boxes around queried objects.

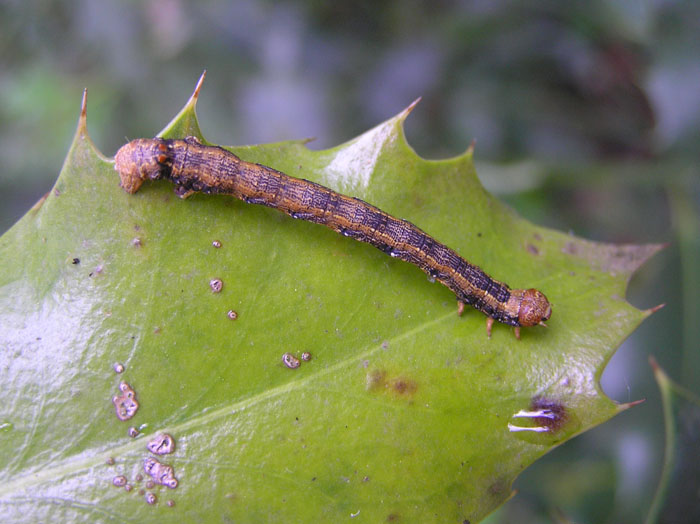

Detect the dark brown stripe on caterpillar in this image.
[114,137,551,338]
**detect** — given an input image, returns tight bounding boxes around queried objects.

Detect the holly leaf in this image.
[0,75,661,522]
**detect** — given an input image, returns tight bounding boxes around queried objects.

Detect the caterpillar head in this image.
[114,138,170,194]
[516,288,552,327]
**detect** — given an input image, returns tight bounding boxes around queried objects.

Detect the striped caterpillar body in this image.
[114,137,551,338]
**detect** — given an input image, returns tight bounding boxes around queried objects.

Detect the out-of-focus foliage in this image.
[646,359,700,524]
[1,1,697,522]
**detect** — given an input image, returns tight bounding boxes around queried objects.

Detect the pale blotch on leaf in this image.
[147,433,176,455]
[144,457,179,489]
[507,397,570,434]
[112,475,127,487]
[282,352,301,369]
[112,382,139,421]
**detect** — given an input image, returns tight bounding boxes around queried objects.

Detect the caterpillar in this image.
[114,137,551,338]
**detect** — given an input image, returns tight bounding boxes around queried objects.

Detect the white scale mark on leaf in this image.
[324,120,396,193]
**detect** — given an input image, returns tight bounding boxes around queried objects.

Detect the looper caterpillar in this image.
[115,136,551,338]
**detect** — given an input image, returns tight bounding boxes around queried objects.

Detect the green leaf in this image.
[0,77,660,522]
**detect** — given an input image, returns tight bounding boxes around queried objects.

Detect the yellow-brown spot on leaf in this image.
[389,377,417,395]
[365,369,418,398]
[365,369,387,391]
[487,477,508,496]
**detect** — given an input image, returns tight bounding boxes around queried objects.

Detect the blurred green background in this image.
[1,1,698,522]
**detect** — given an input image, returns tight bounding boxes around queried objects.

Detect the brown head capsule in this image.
[515,288,551,327]
[114,138,171,194]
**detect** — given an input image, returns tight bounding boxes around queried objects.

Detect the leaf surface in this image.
[0,80,660,522]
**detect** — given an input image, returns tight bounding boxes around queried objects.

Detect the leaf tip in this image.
[618,397,646,411]
[78,87,88,137]
[399,97,422,122]
[648,355,672,387]
[182,70,207,114]
[158,73,207,139]
[466,138,476,157]
[647,302,666,315]
[648,355,666,378]
[67,86,107,160]
[648,354,659,370]
[193,70,207,101]
[80,88,88,118]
